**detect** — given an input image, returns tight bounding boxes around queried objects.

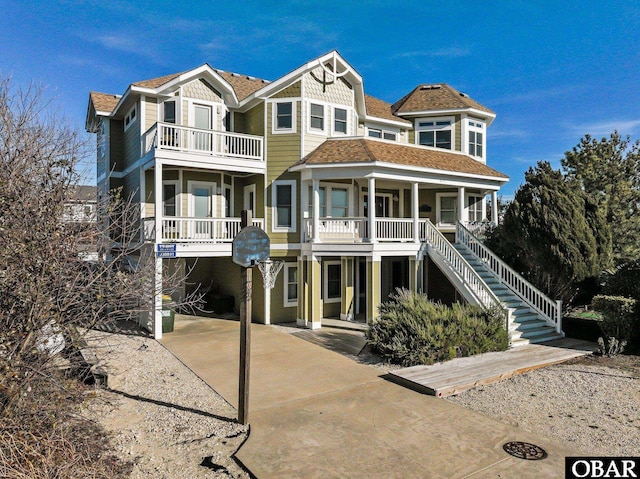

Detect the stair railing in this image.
[456,222,562,333]
[423,221,513,330]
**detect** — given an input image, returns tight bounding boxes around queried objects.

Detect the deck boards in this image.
[387,338,597,398]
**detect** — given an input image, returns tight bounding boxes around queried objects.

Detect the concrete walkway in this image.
[160,316,585,478]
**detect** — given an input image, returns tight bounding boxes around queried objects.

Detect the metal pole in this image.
[238,209,252,425]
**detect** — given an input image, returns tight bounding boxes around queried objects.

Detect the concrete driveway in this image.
[160,316,582,478]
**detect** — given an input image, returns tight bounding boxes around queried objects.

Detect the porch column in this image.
[153,161,163,339]
[296,256,306,327]
[491,191,499,224]
[140,166,146,243]
[306,255,322,329]
[365,256,381,324]
[340,257,355,321]
[409,257,422,294]
[458,186,468,224]
[412,182,420,242]
[368,177,377,243]
[312,179,320,243]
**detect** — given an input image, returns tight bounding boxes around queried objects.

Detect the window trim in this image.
[323,260,341,303]
[332,107,349,135]
[365,124,399,141]
[466,193,486,223]
[272,179,297,232]
[163,100,177,124]
[415,116,455,150]
[272,100,296,134]
[309,102,326,133]
[467,118,485,159]
[436,192,458,226]
[308,182,354,218]
[162,180,180,217]
[283,262,298,307]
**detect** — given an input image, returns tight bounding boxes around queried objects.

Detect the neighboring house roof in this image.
[68,185,97,202]
[392,83,495,116]
[89,92,120,115]
[293,138,508,179]
[364,95,412,125]
[132,71,187,88]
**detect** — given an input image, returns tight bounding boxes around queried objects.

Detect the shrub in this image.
[602,260,640,300]
[592,294,638,348]
[366,289,509,366]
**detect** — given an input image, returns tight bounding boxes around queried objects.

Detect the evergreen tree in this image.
[487,161,612,304]
[561,132,640,264]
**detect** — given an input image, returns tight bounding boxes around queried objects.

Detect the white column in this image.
[312,179,320,242]
[368,177,376,243]
[412,182,419,243]
[301,179,309,240]
[491,191,499,224]
[458,186,467,224]
[154,161,163,339]
[140,166,146,243]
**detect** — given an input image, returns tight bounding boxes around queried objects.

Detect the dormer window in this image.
[416,117,453,150]
[334,108,348,134]
[468,120,484,158]
[310,103,325,131]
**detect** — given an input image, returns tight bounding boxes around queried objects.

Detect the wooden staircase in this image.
[453,244,563,346]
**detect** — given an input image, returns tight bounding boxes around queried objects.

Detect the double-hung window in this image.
[417,118,453,150]
[334,108,348,134]
[308,184,350,218]
[274,101,294,132]
[467,195,484,222]
[310,103,324,131]
[283,263,298,307]
[468,120,484,158]
[324,261,341,303]
[437,193,457,225]
[272,180,296,232]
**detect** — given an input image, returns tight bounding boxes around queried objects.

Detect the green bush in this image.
[366,289,509,366]
[602,260,640,301]
[592,294,637,345]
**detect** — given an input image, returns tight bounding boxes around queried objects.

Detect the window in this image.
[124,104,137,131]
[163,101,176,124]
[308,184,351,218]
[467,195,484,222]
[468,120,484,158]
[310,103,324,130]
[283,263,298,307]
[224,186,232,217]
[163,183,177,217]
[437,194,457,225]
[334,108,347,134]
[417,118,453,150]
[367,127,397,141]
[272,180,297,232]
[274,101,294,132]
[324,261,341,303]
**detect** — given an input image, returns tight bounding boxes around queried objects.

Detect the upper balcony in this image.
[142,122,265,174]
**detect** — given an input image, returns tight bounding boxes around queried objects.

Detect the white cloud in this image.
[566,119,640,137]
[393,47,471,59]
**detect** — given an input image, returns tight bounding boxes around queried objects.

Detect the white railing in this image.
[375,218,414,242]
[456,222,562,333]
[144,217,264,243]
[304,217,367,242]
[423,220,505,311]
[144,123,264,162]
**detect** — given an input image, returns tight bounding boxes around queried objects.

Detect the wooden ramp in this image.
[387,338,597,398]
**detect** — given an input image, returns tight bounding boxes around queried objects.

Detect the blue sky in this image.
[2,1,640,197]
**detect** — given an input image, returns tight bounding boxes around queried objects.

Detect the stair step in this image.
[517,326,558,339]
[526,332,564,344]
[510,319,548,331]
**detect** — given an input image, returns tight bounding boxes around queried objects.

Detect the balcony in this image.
[144,217,265,243]
[303,218,431,242]
[143,122,264,169]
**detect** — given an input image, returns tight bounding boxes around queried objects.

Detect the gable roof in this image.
[215,70,271,102]
[293,138,508,180]
[89,91,120,115]
[392,83,495,116]
[132,71,187,89]
[364,95,412,125]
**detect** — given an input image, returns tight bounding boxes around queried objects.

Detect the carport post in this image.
[238,210,252,425]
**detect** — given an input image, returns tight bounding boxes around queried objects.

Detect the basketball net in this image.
[257,259,284,289]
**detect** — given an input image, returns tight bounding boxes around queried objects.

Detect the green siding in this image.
[272,81,301,99]
[268,257,298,323]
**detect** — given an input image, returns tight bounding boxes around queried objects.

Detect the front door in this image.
[363,194,393,218]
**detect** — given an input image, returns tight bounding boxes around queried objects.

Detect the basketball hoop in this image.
[257,259,284,289]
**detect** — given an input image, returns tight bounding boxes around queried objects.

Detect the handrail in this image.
[423,220,503,310]
[143,217,264,243]
[456,221,562,333]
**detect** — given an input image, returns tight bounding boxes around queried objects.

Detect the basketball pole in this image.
[238,210,252,425]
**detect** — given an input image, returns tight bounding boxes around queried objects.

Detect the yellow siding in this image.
[268,256,298,323]
[272,81,301,99]
[243,103,265,136]
[144,97,158,131]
